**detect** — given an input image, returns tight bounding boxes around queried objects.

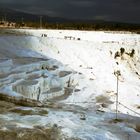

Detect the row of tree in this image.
[16,21,140,33]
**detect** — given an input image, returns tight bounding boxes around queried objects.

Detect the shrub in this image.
[130,49,135,57]
[114,51,120,59]
[120,48,125,55]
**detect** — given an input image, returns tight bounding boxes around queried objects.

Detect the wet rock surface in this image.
[0,125,62,140]
[0,29,140,140]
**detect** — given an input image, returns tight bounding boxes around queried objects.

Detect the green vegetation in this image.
[1,20,140,33]
[0,21,140,34]
[16,22,140,33]
[130,49,135,57]
[120,48,125,55]
[114,48,136,59]
[114,51,120,59]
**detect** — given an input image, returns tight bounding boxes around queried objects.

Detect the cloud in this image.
[0,0,140,23]
[68,0,95,7]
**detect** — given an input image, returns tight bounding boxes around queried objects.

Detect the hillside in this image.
[0,29,140,140]
[0,8,140,32]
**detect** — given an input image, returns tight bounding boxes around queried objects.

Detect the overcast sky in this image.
[0,0,140,23]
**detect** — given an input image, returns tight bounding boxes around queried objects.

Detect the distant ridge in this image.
[0,8,71,23]
[0,8,140,25]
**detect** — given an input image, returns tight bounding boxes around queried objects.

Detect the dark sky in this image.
[0,0,140,23]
